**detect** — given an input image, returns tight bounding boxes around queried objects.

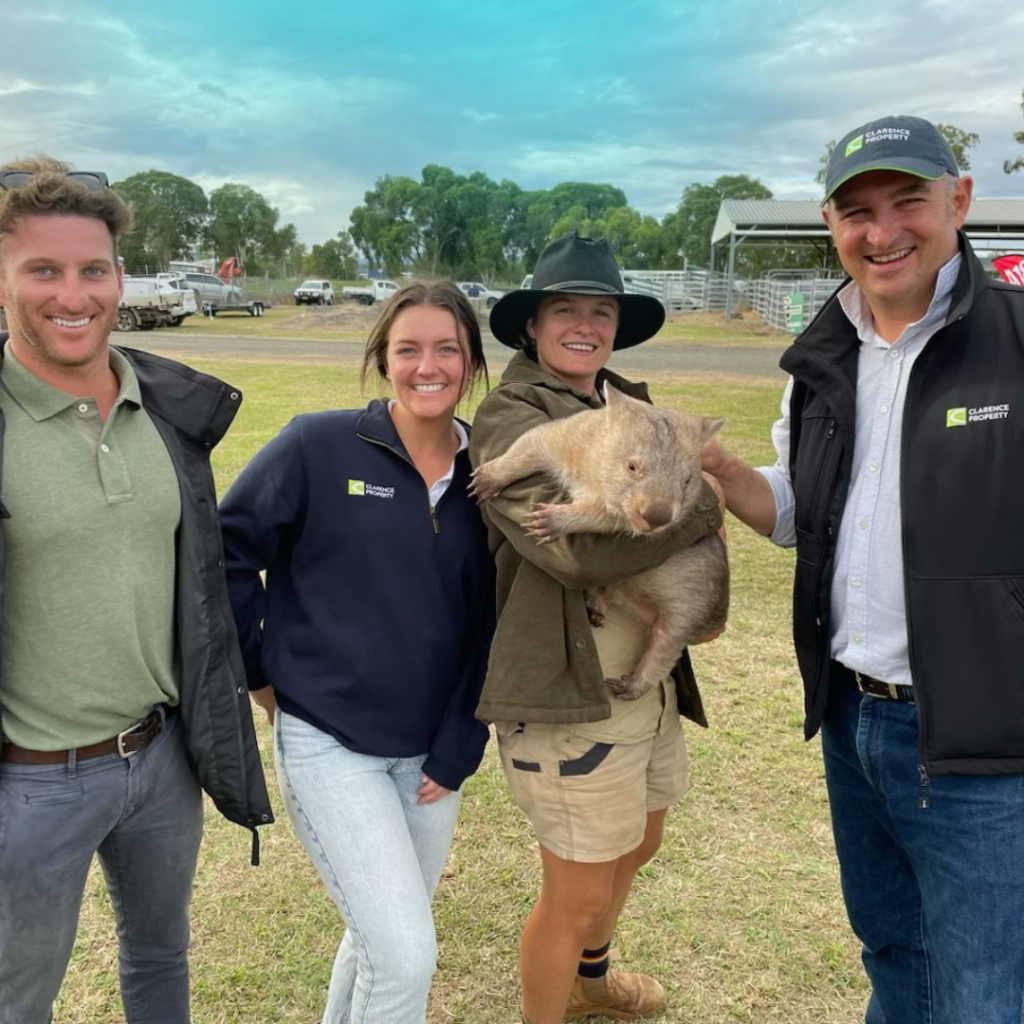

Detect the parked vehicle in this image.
[341,279,400,306]
[457,282,505,308]
[132,273,199,326]
[183,271,242,308]
[294,280,335,305]
[116,276,196,332]
[521,274,533,289]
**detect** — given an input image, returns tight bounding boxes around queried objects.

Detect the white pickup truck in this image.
[293,279,335,305]
[457,281,505,308]
[117,276,197,332]
[341,279,400,306]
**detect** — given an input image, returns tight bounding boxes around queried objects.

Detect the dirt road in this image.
[129,331,789,379]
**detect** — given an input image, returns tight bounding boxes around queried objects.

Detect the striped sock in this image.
[578,941,611,979]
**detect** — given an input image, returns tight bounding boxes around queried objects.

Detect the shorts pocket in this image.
[558,741,614,777]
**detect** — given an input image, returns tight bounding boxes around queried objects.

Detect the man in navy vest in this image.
[704,115,1024,1023]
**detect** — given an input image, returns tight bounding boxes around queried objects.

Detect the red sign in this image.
[992,254,1024,286]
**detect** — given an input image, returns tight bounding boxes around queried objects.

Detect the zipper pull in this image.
[826,419,837,440]
[917,764,931,809]
[430,507,440,534]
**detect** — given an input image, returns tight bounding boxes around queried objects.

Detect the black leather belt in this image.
[854,671,915,703]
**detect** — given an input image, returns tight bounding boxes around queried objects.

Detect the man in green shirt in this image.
[0,157,272,1024]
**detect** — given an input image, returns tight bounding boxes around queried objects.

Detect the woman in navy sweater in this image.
[219,281,492,1024]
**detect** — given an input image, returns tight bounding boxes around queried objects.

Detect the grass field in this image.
[55,355,868,1024]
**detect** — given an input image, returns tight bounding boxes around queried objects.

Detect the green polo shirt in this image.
[0,344,181,749]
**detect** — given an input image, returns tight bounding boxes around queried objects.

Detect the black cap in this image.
[822,115,959,204]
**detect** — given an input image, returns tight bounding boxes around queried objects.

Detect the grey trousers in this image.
[0,709,203,1024]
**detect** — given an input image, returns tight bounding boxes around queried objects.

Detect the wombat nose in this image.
[640,503,673,530]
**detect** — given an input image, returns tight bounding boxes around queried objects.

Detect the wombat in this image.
[471,382,729,701]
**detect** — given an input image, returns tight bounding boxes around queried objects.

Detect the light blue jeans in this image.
[0,708,203,1024]
[822,676,1024,1024]
[274,708,461,1024]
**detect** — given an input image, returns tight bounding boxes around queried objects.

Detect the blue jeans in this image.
[821,677,1024,1024]
[0,709,203,1024]
[274,708,461,1024]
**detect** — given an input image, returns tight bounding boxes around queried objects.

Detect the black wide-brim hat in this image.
[489,231,666,350]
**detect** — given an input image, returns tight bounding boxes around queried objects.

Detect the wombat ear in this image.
[602,381,625,408]
[699,416,727,444]
[603,382,643,414]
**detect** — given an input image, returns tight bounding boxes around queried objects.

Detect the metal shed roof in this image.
[712,198,1024,247]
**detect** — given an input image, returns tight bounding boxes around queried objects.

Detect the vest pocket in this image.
[909,577,1024,763]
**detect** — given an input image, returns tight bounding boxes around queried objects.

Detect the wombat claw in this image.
[606,676,648,701]
[587,607,606,628]
[468,468,502,503]
[523,503,561,544]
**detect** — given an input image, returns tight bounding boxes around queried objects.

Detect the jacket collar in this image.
[354,397,472,456]
[499,350,650,406]
[116,345,241,448]
[355,397,403,448]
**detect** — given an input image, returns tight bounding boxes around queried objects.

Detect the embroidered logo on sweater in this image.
[347,479,395,499]
[946,405,1009,427]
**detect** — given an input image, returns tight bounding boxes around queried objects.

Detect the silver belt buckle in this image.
[116,718,147,758]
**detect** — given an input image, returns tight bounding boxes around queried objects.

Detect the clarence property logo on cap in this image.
[845,125,912,157]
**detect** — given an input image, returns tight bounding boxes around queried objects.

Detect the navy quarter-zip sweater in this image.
[218,399,492,791]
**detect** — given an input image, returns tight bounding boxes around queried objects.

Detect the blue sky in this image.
[2,0,1022,246]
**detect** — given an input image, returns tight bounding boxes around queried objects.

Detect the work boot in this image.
[564,971,666,1020]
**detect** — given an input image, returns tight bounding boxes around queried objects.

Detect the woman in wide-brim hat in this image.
[470,232,723,1024]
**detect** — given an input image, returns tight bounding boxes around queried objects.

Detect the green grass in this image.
[56,357,867,1024]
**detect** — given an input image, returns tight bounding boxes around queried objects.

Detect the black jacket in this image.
[781,235,1024,775]
[0,339,273,844]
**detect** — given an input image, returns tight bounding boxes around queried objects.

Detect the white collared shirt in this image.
[428,418,469,507]
[757,252,961,686]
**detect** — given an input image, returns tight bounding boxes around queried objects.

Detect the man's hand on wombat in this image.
[523,503,567,544]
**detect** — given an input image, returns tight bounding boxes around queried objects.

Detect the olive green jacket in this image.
[469,352,722,726]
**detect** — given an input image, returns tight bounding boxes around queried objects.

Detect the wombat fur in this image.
[471,382,729,700]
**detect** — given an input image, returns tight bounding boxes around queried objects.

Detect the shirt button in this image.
[100,444,110,453]
[78,403,89,413]
[574,638,588,650]
[869,462,879,472]
[852,635,863,645]
[851,578,862,588]
[879,405,888,414]
[889,349,900,359]
[859,519,868,529]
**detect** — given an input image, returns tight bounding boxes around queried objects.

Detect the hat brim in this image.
[488,288,666,350]
[822,158,951,204]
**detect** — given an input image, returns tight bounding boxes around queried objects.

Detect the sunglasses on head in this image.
[0,170,110,191]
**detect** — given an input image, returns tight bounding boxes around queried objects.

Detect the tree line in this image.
[115,95,1024,283]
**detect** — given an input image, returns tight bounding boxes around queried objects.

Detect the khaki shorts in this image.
[495,711,688,863]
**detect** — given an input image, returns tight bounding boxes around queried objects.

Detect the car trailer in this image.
[202,300,268,318]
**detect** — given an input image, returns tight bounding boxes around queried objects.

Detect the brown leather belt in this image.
[1,709,163,764]
[854,671,915,704]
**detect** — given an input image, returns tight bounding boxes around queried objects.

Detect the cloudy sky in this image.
[2,0,1022,246]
